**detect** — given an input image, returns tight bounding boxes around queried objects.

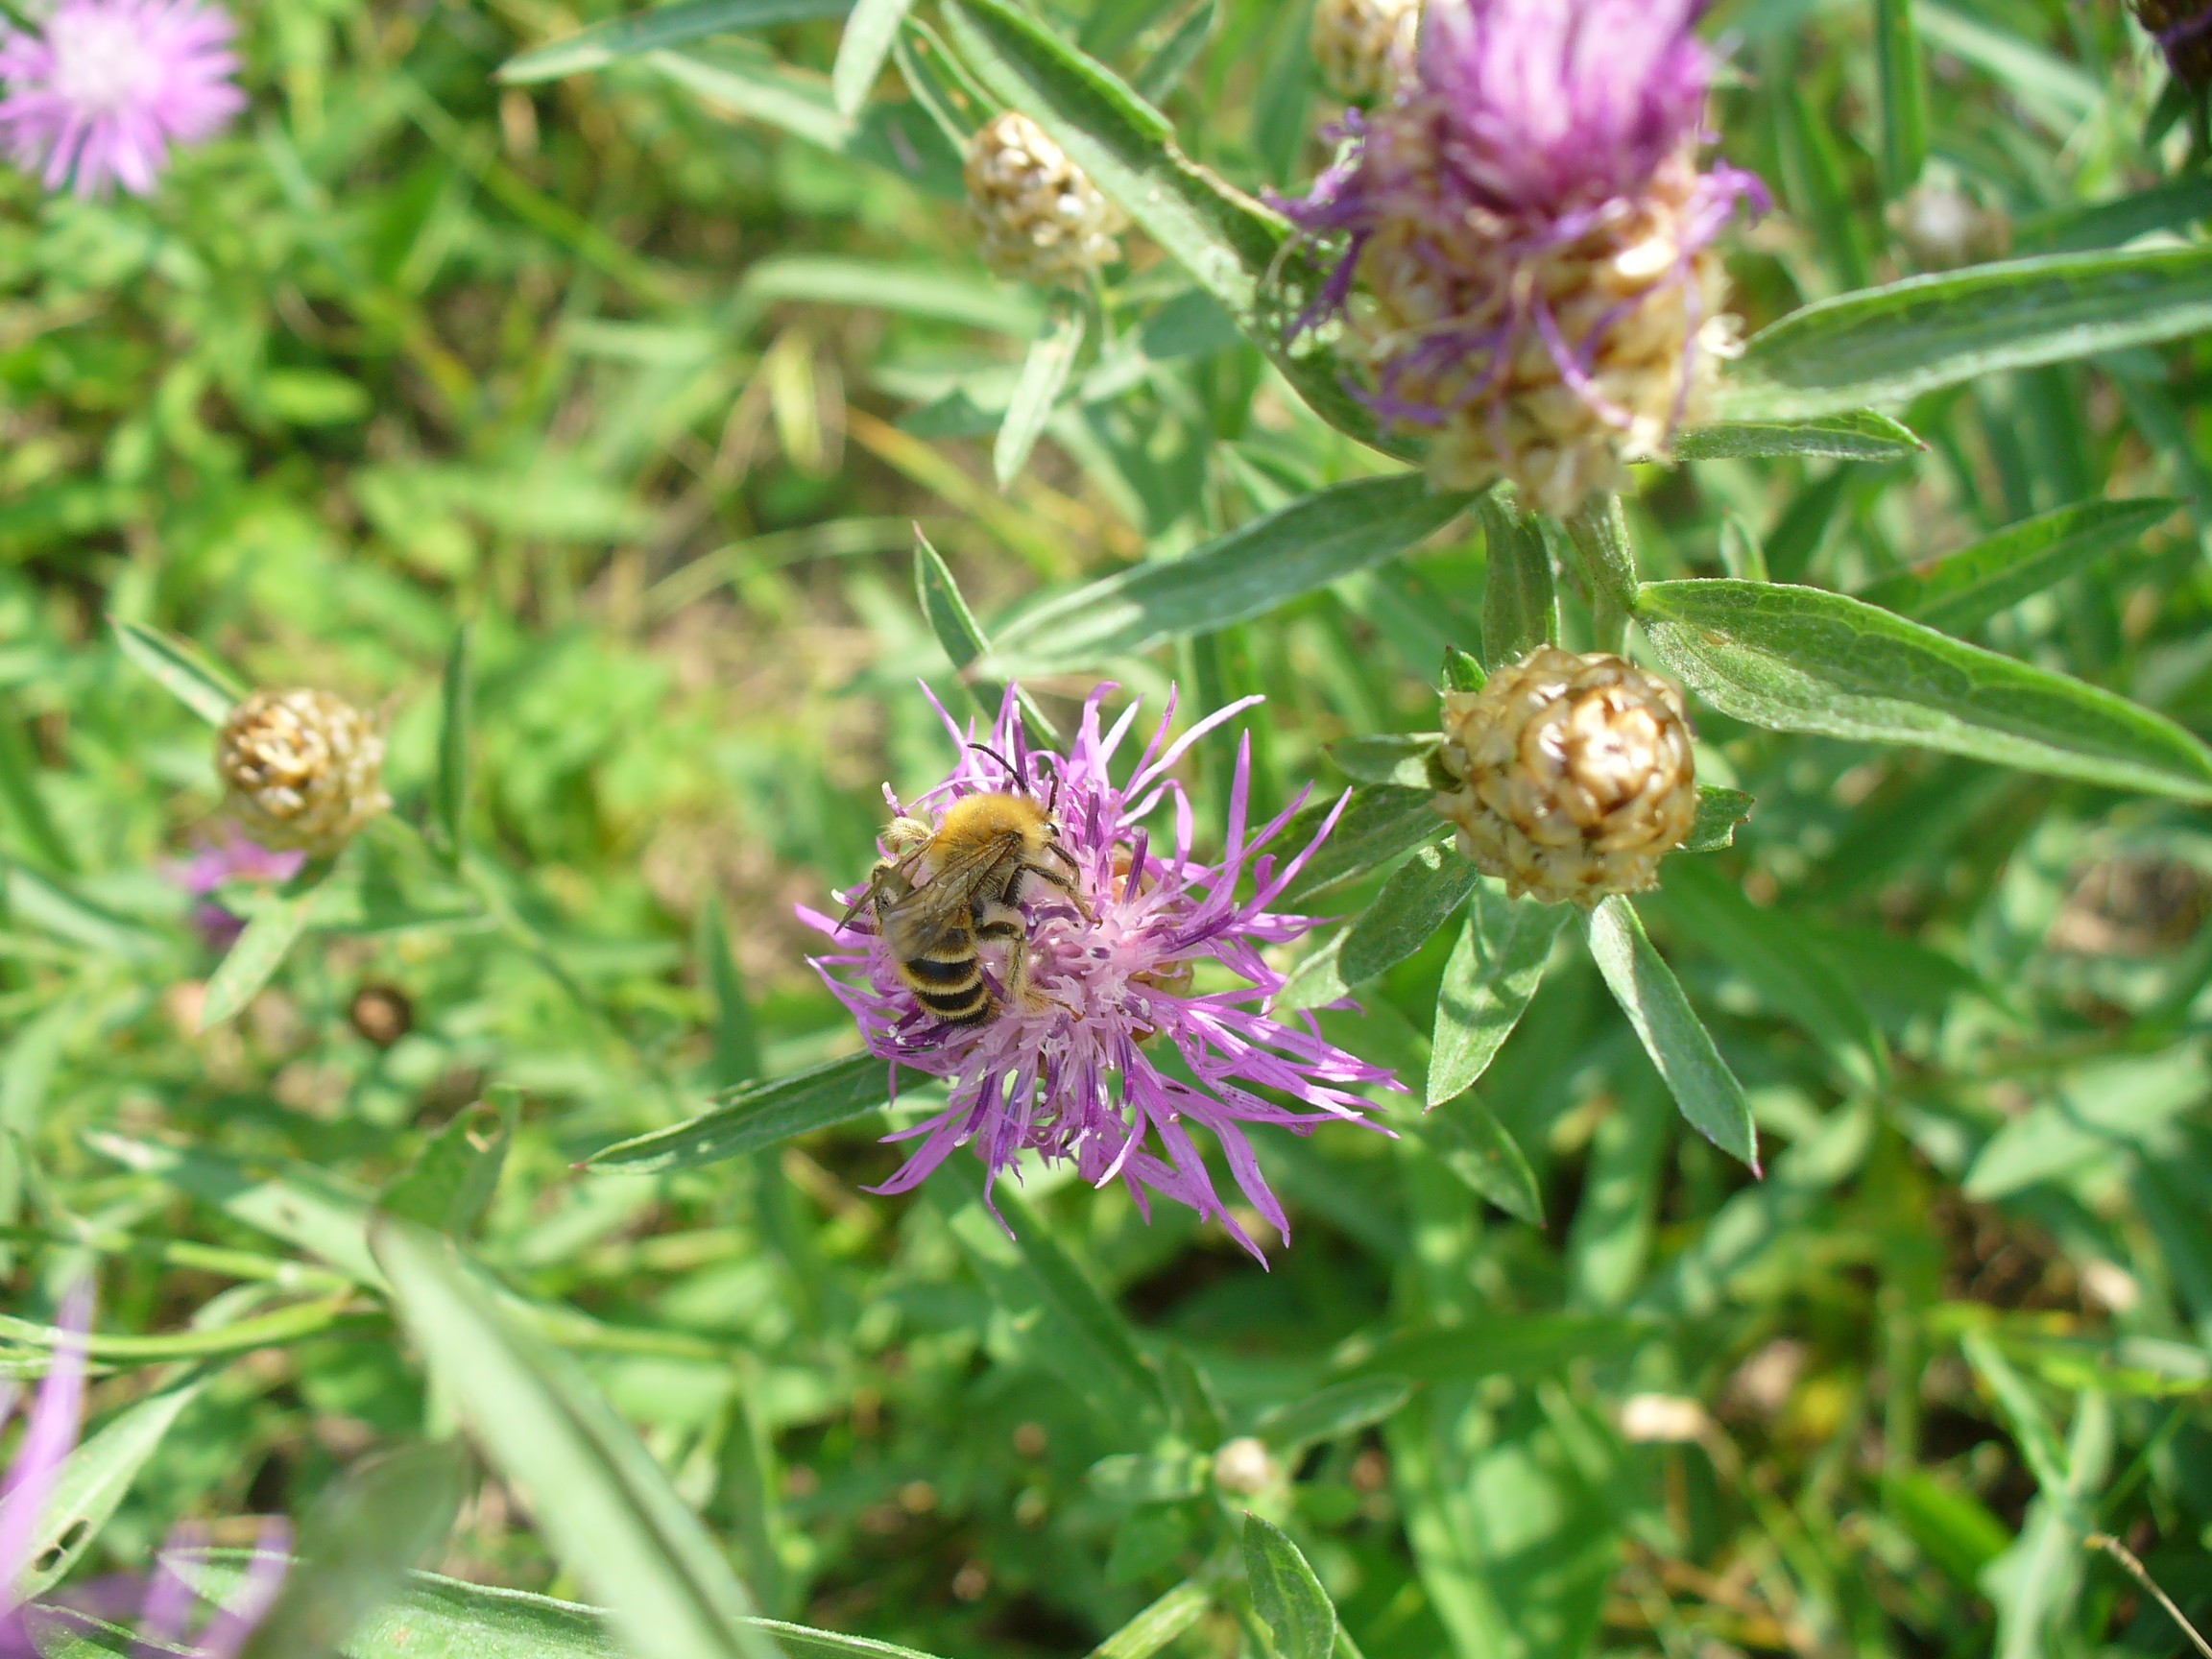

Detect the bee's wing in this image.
[876,835,1014,938]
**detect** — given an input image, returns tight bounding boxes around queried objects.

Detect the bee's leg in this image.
[974,899,1064,1013]
[1024,855,1093,923]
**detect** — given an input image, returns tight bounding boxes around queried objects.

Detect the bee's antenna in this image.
[967,741,1022,789]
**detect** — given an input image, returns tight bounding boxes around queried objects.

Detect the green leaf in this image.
[585,1054,893,1174]
[1717,248,2212,421]
[995,302,1085,489]
[1585,896,1756,1168]
[1685,785,1755,853]
[344,1572,623,1658]
[1,1368,206,1600]
[1131,0,1214,106]
[0,694,74,874]
[1960,1332,2073,1504]
[938,0,1408,455]
[737,254,1041,334]
[928,1157,1170,1438]
[1408,1087,1543,1225]
[1851,497,2175,635]
[1649,860,1888,1091]
[1479,495,1556,668]
[241,1443,469,1659]
[110,619,245,726]
[376,1090,518,1238]
[1672,409,1926,462]
[0,1298,362,1366]
[497,0,854,82]
[981,475,1473,673]
[1337,843,1480,987]
[371,1220,779,1659]
[831,0,911,114]
[1561,493,1637,621]
[700,899,763,1089]
[434,626,471,868]
[1884,1471,2012,1591]
[1873,0,1926,194]
[2013,178,2212,256]
[1255,1377,1414,1454]
[87,1131,382,1283]
[913,529,1061,741]
[1440,644,1484,692]
[1340,1312,1647,1383]
[1327,733,1442,789]
[1277,784,1444,905]
[197,856,338,1032]
[1427,884,1567,1107]
[1087,1452,1211,1503]
[1635,578,2212,801]
[1089,1581,1212,1659]
[1241,1516,1336,1659]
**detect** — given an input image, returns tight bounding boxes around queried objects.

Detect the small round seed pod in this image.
[216,688,389,856]
[963,110,1126,287]
[1311,0,1421,101]
[1433,646,1695,905]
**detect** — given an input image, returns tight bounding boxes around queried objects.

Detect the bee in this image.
[843,757,1086,1026]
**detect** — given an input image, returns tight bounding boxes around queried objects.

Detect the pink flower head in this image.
[804,685,1399,1262]
[0,1285,289,1658]
[159,833,302,950]
[0,0,245,199]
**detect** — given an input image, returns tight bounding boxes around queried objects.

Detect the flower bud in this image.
[1886,169,2008,270]
[963,110,1126,287]
[1212,1436,1280,1497]
[1311,0,1420,101]
[2134,0,2212,91]
[1433,646,1695,905]
[216,688,388,856]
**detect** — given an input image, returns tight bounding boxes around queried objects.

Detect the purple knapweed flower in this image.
[1276,0,1765,516]
[160,834,303,950]
[1,1286,288,1659]
[0,0,245,199]
[802,685,1398,1261]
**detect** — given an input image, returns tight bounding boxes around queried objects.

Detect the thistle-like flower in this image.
[963,110,1126,287]
[1278,0,1764,516]
[1311,0,1421,102]
[1,1286,288,1658]
[803,686,1395,1260]
[0,0,245,199]
[161,833,305,949]
[215,688,388,857]
[1433,646,1695,904]
[2135,0,2212,91]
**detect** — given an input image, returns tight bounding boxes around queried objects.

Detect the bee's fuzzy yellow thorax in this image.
[933,791,1053,854]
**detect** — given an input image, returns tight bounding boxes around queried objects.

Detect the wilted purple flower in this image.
[160,834,303,950]
[0,1286,288,1659]
[1278,0,1764,515]
[0,0,245,199]
[803,686,1397,1261]
[2134,0,2212,90]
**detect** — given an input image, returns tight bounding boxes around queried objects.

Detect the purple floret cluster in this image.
[804,686,1397,1261]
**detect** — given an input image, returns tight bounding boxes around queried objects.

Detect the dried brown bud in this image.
[2135,0,2212,91]
[1433,646,1695,904]
[216,688,388,855]
[1311,0,1420,101]
[963,110,1126,287]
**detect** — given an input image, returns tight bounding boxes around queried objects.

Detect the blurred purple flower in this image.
[803,686,1397,1261]
[0,1286,288,1659]
[160,835,302,950]
[1275,0,1766,513]
[0,0,245,199]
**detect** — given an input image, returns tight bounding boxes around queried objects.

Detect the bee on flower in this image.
[1277,0,1765,516]
[803,686,1396,1261]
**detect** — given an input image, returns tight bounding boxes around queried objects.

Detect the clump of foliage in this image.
[7,2,2212,1659]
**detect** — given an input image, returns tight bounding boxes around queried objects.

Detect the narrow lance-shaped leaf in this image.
[376,1089,518,1238]
[240,1442,468,1659]
[701,898,763,1089]
[1585,895,1757,1169]
[1427,883,1567,1106]
[831,0,913,115]
[1090,1581,1212,1659]
[1718,247,2212,421]
[434,625,471,868]
[1635,578,2212,802]
[1874,0,1926,194]
[914,530,1062,743]
[198,855,339,1033]
[1132,0,1214,106]
[1336,843,1480,987]
[586,1054,894,1174]
[1479,495,1556,668]
[1278,784,1443,905]
[0,694,74,874]
[1255,1378,1413,1454]
[497,0,854,83]
[1852,497,2176,636]
[1685,786,1754,853]
[1241,1516,1337,1659]
[1672,409,1924,462]
[1409,1087,1543,1225]
[994,301,1085,489]
[981,475,1473,674]
[111,620,245,726]
[370,1219,781,1659]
